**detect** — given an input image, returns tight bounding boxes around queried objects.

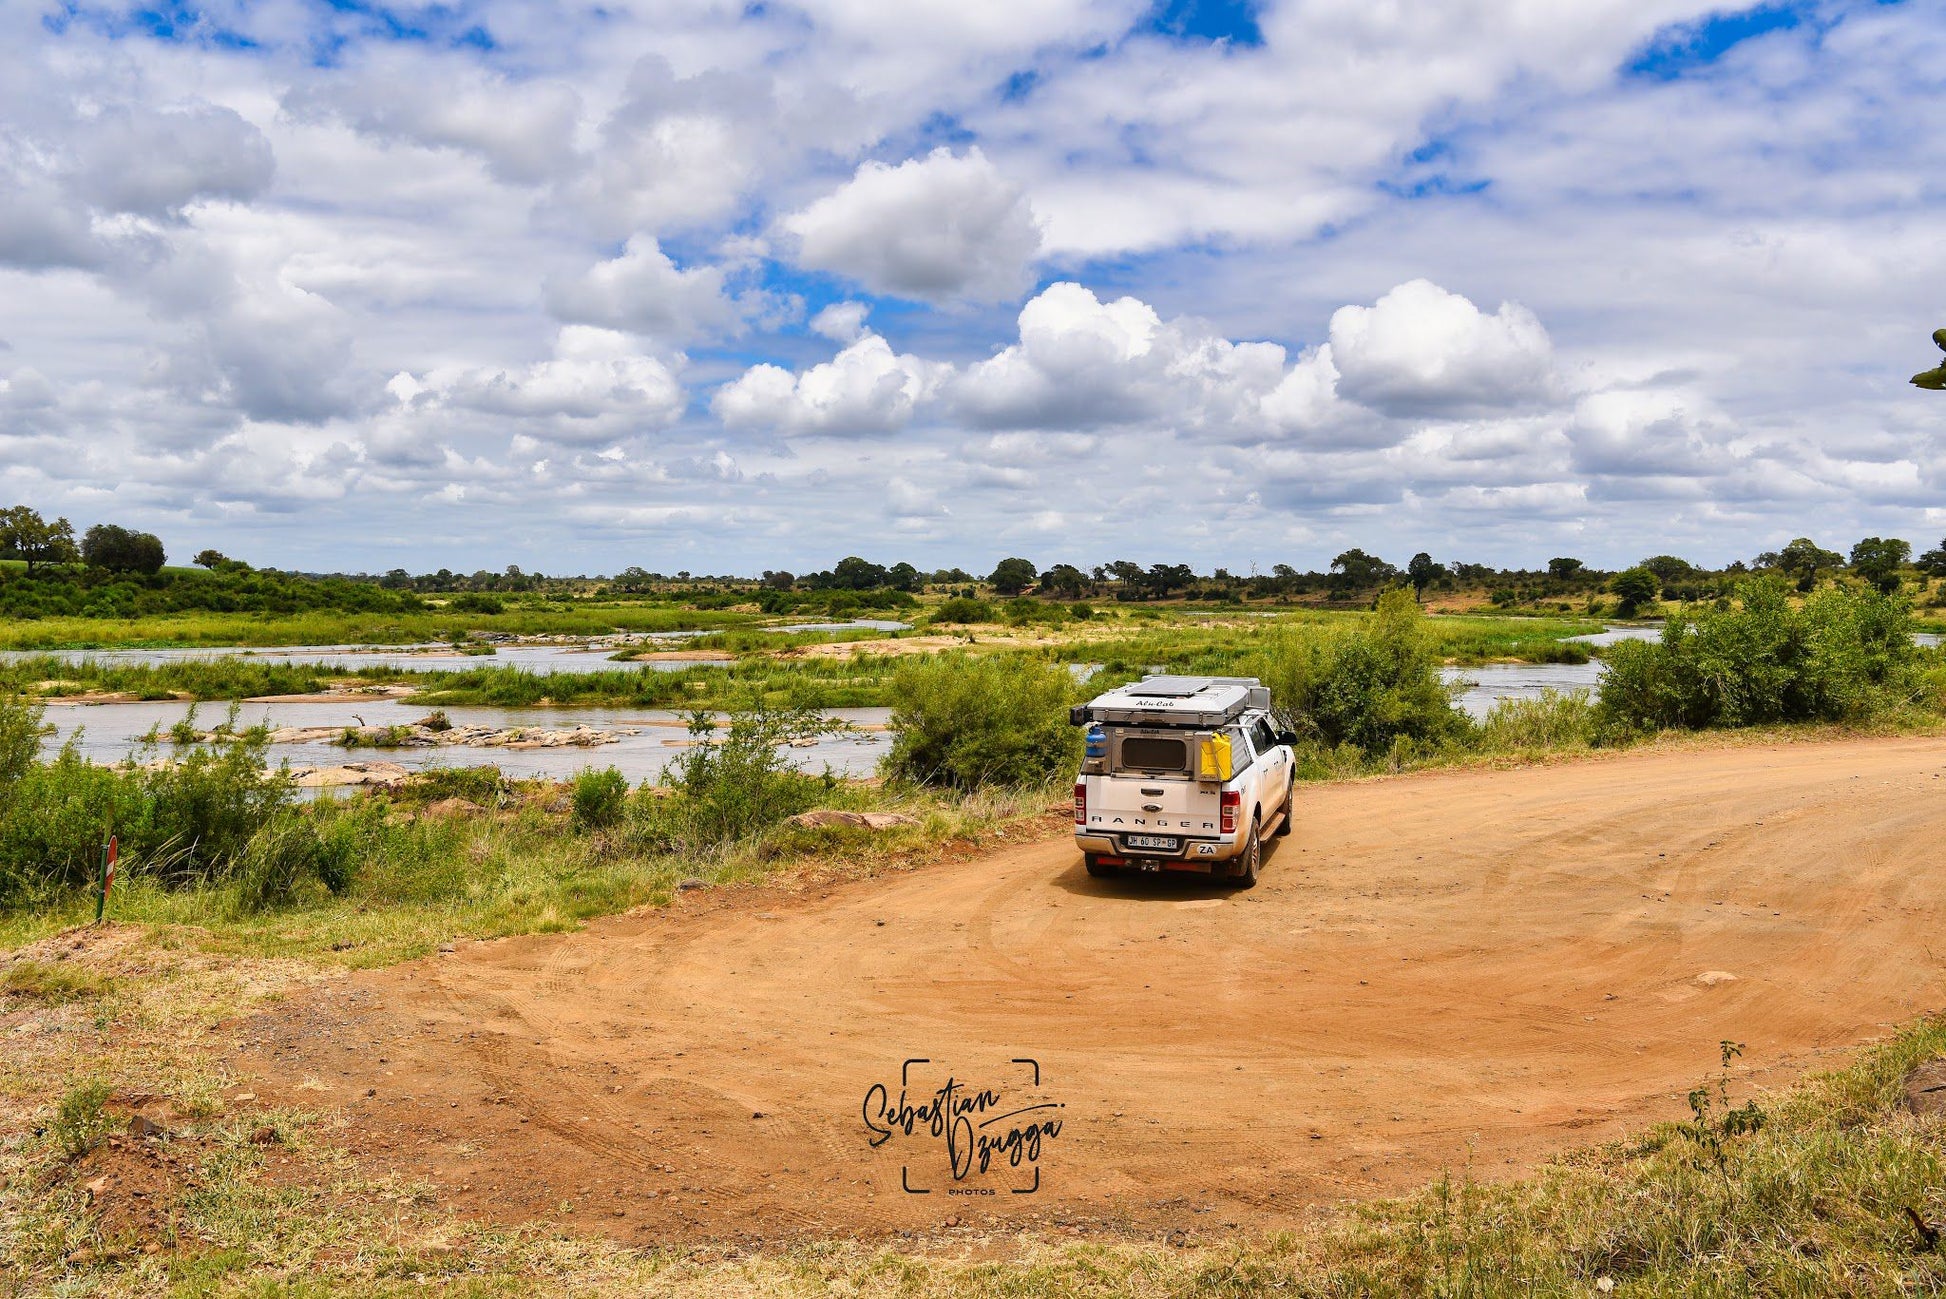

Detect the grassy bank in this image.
[0,604,759,651]
[1038,608,1601,674]
[0,779,1062,966]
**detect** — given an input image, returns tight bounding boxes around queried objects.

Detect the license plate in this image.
[1124,835,1178,851]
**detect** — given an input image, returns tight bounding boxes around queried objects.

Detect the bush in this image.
[449,592,504,614]
[1477,689,1599,753]
[631,705,834,851]
[1001,598,1069,626]
[54,1079,116,1158]
[1252,588,1470,762]
[402,764,505,806]
[1597,576,1921,733]
[228,814,355,914]
[884,654,1078,790]
[0,692,44,787]
[930,596,994,625]
[570,766,629,830]
[0,695,298,904]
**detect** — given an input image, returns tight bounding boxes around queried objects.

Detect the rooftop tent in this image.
[1073,675,1270,728]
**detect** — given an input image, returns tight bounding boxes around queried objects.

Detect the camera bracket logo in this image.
[860,1057,1064,1195]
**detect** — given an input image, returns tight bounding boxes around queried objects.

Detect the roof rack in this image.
[1070,675,1270,728]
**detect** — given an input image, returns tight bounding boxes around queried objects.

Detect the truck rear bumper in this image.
[1075,832,1241,863]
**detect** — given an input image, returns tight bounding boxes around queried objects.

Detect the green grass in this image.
[1,959,116,1003]
[1042,608,1601,675]
[0,603,759,651]
[0,653,359,700]
[0,780,1062,966]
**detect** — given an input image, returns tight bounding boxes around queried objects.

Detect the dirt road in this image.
[241,736,1946,1245]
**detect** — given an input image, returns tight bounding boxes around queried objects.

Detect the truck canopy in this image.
[1071,675,1271,729]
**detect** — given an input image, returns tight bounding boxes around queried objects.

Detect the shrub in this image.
[570,766,629,830]
[137,730,295,884]
[884,654,1078,790]
[1001,598,1070,626]
[0,692,44,788]
[403,764,505,806]
[1597,576,1921,733]
[54,1079,116,1158]
[1477,689,1599,753]
[229,815,337,914]
[0,701,297,903]
[930,596,994,625]
[1252,588,1470,761]
[0,745,145,902]
[632,705,834,850]
[449,592,504,614]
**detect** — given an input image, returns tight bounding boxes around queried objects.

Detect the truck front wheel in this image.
[1229,819,1260,889]
[1274,775,1295,836]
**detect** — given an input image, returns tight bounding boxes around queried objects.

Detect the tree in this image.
[1328,548,1398,597]
[1911,327,1946,390]
[1773,537,1845,592]
[1847,537,1909,594]
[885,562,921,592]
[1038,563,1087,599]
[1144,563,1195,598]
[193,548,228,569]
[988,556,1038,596]
[1547,557,1585,581]
[1406,551,1446,596]
[613,565,655,593]
[831,556,888,590]
[1609,567,1661,617]
[1918,539,1946,577]
[80,524,166,575]
[0,506,78,573]
[1636,555,1696,583]
[761,569,795,589]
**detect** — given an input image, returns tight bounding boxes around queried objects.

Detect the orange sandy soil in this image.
[234,735,1946,1248]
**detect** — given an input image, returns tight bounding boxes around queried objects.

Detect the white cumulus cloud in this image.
[401,327,686,444]
[713,333,946,435]
[1327,279,1557,416]
[544,237,738,343]
[784,147,1041,303]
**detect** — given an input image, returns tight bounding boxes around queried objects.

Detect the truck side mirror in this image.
[1277,731,1299,748]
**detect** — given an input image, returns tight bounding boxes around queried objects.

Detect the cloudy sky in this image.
[1,0,1941,576]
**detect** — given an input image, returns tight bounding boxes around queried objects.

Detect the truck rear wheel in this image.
[1085,853,1121,879]
[1229,819,1260,889]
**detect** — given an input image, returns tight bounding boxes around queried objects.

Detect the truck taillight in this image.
[1220,789,1240,834]
[1074,781,1087,825]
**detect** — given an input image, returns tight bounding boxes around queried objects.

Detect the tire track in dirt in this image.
[239,736,1946,1245]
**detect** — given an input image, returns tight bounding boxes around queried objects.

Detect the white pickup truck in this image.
[1070,675,1296,888]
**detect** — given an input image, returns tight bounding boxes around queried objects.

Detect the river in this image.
[25,624,1940,782]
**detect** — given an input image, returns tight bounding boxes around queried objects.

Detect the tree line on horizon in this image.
[3,502,1943,610]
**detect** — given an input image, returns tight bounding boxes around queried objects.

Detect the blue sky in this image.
[0,0,1942,575]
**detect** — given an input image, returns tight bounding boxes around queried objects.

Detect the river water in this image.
[26,624,1940,782]
[41,698,893,785]
[0,619,911,677]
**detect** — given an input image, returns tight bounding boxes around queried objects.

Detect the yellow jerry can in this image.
[1198,732,1233,781]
